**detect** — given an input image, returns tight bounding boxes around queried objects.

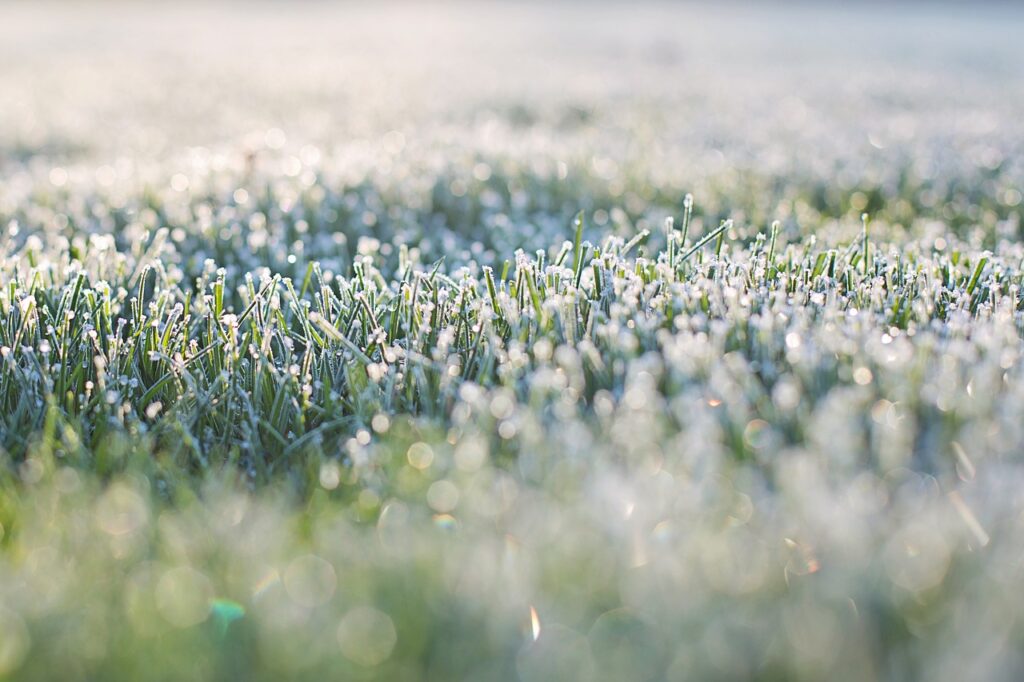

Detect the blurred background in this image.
[2,1,1022,247]
[2,1,1022,157]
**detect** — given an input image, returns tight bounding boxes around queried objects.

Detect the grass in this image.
[2,182,1022,680]
[1,190,1005,478]
[3,2,1024,680]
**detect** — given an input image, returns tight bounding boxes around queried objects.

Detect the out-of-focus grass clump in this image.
[2,2,1024,681]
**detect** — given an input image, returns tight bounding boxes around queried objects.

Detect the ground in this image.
[1,2,1024,680]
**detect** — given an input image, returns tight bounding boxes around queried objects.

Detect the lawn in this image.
[1,2,1024,680]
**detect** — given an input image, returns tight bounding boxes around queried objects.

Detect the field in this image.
[2,2,1024,680]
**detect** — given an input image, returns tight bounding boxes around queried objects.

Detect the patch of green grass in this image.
[1,188,1023,679]
[3,2,1024,679]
